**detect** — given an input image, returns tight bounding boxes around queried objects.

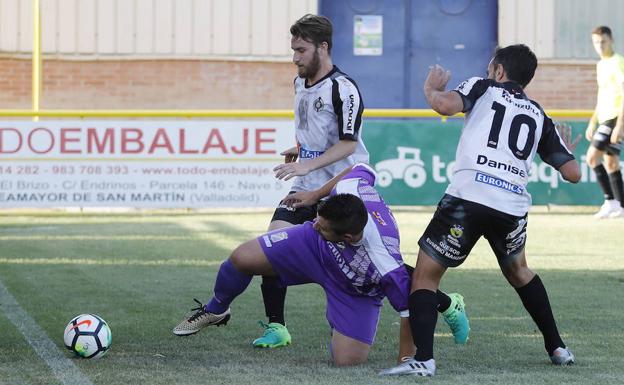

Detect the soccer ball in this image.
[63,314,112,359]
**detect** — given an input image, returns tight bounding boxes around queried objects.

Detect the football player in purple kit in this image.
[173,164,469,366]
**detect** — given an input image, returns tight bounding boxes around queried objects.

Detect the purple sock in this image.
[205,259,253,314]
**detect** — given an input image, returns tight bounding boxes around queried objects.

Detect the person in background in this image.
[586,26,624,218]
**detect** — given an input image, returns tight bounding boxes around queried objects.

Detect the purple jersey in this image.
[319,163,409,314]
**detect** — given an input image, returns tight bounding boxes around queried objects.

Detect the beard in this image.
[298,49,321,80]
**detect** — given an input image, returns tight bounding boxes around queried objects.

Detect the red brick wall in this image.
[0,57,598,111]
[0,58,296,110]
[525,61,597,110]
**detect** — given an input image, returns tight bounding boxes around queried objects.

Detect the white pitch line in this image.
[0,277,94,385]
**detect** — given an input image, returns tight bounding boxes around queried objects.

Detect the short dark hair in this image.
[592,25,612,38]
[491,44,538,88]
[290,14,333,53]
[317,194,367,236]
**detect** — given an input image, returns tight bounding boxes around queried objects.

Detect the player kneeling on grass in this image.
[380,44,580,377]
[173,164,469,366]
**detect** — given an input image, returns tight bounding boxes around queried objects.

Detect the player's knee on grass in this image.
[332,352,368,367]
[330,330,370,367]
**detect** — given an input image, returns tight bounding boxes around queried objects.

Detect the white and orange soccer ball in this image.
[63,314,112,359]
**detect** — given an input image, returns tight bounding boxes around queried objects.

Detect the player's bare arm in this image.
[555,122,582,183]
[586,108,598,141]
[282,165,355,208]
[273,140,356,181]
[424,64,464,116]
[556,122,582,152]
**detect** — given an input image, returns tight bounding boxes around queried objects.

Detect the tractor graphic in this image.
[374,146,427,188]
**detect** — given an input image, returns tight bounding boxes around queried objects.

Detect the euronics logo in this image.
[474,172,523,195]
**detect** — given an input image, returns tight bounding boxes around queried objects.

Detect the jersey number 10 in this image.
[488,101,536,160]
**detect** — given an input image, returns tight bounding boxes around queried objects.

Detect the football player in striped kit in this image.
[381,44,581,377]
[257,14,370,348]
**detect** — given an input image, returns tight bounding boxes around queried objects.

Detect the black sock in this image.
[608,170,624,206]
[408,289,438,361]
[261,277,286,325]
[436,290,452,313]
[514,275,565,355]
[594,164,614,200]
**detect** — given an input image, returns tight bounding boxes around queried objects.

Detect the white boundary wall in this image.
[0,0,317,60]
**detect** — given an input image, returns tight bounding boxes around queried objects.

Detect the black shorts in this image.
[418,194,528,268]
[270,191,319,225]
[591,118,622,156]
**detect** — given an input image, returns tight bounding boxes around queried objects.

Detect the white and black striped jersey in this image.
[291,65,369,192]
[446,77,575,216]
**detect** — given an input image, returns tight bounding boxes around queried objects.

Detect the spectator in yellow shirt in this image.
[586,26,624,218]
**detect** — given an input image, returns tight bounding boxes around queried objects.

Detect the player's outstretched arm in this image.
[424,64,464,116]
[273,140,356,181]
[280,146,299,163]
[586,107,598,141]
[555,122,582,183]
[281,165,355,208]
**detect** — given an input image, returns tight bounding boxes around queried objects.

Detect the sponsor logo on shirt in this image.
[477,154,526,177]
[299,147,325,159]
[313,97,324,112]
[345,94,355,134]
[475,172,523,195]
[372,211,387,226]
[270,231,288,243]
[457,80,468,92]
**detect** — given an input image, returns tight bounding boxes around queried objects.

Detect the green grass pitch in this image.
[0,209,622,385]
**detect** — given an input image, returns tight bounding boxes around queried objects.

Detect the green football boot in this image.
[252,321,292,348]
[442,293,470,344]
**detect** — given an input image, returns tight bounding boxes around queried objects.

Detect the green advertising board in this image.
[363,119,603,206]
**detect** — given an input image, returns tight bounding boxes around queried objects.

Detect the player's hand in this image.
[585,122,596,141]
[556,122,581,152]
[424,64,451,92]
[281,190,320,208]
[280,147,298,163]
[273,162,311,180]
[610,125,623,144]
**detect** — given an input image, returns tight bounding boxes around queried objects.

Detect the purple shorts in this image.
[258,222,382,345]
